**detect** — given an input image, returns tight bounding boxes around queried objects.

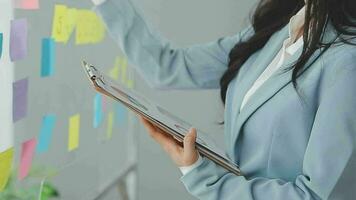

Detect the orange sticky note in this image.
[68,114,80,151]
[19,138,37,180]
[0,147,14,191]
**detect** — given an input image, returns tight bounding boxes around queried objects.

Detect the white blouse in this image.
[240,6,305,112]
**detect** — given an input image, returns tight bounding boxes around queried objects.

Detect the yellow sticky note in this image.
[127,79,134,89]
[68,114,80,151]
[65,8,77,42]
[0,147,14,191]
[76,9,105,45]
[126,65,135,88]
[75,9,86,45]
[120,57,128,84]
[90,11,105,43]
[109,56,120,80]
[107,111,114,139]
[51,4,68,42]
[51,5,76,43]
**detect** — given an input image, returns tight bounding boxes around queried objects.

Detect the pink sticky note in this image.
[10,18,28,61]
[18,138,37,180]
[14,0,39,10]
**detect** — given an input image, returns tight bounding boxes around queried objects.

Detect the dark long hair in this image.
[220,0,356,104]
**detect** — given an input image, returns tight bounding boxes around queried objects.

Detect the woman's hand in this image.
[139,116,199,167]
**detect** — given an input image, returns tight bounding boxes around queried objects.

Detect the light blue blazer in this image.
[94,0,356,199]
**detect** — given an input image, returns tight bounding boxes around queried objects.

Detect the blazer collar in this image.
[230,21,339,161]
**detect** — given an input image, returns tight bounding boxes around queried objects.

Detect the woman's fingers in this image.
[140,117,183,155]
[140,116,199,166]
[139,116,156,133]
[184,128,197,154]
[183,128,198,165]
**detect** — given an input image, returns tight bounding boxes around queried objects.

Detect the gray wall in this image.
[132,0,257,199]
[11,1,136,199]
[4,0,258,199]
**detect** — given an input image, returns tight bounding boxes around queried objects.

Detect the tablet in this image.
[81,60,241,176]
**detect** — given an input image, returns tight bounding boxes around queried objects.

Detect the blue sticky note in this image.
[0,33,3,59]
[41,38,55,77]
[94,93,103,128]
[36,115,56,153]
[115,103,127,126]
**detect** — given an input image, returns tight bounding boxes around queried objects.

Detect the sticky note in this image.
[107,112,114,139]
[120,58,128,84]
[109,57,120,80]
[0,33,3,59]
[102,96,108,113]
[127,79,134,89]
[94,94,103,128]
[19,138,37,180]
[37,115,56,153]
[65,8,77,43]
[52,4,74,43]
[13,78,29,122]
[75,10,92,45]
[115,103,127,126]
[68,114,80,151]
[76,9,105,45]
[10,18,28,61]
[0,148,14,191]
[51,4,67,42]
[127,68,135,88]
[41,38,55,77]
[126,65,135,88]
[14,0,39,9]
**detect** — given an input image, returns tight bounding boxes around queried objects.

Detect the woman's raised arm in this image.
[93,0,253,89]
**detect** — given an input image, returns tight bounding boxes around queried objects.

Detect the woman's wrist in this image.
[179,154,203,175]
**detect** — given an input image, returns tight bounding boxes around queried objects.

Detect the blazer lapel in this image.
[228,26,288,155]
[230,26,335,159]
[230,26,289,128]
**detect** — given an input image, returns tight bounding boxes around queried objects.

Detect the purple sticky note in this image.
[13,78,29,122]
[10,18,28,61]
[18,138,37,180]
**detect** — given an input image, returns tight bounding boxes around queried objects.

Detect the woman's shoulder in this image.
[317,39,356,91]
[320,38,356,71]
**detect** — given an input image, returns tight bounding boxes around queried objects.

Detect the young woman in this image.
[92,0,356,199]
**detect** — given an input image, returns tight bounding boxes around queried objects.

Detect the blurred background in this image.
[0,0,257,199]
